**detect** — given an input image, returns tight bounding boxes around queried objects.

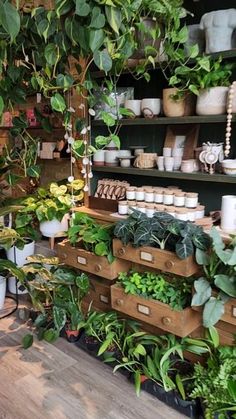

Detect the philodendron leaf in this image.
[44,43,59,66]
[175,238,194,259]
[53,306,67,331]
[95,241,108,256]
[75,0,90,16]
[203,297,225,327]
[191,278,212,306]
[22,334,33,349]
[195,248,210,266]
[89,29,105,52]
[214,275,236,298]
[105,6,122,34]
[90,6,105,29]
[93,49,112,73]
[50,93,66,113]
[0,2,20,42]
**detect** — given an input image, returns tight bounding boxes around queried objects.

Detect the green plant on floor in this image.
[114,210,211,259]
[118,270,192,310]
[0,225,25,250]
[68,212,115,263]
[192,227,236,327]
[190,344,236,419]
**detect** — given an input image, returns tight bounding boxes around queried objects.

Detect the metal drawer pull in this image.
[116,298,124,306]
[165,260,174,269]
[95,264,102,272]
[118,247,125,256]
[162,317,172,325]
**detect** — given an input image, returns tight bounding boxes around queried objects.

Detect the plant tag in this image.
[137,304,150,316]
[100,294,108,304]
[232,306,236,318]
[77,256,87,265]
[140,251,153,263]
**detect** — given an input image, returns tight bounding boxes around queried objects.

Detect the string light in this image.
[225,81,236,157]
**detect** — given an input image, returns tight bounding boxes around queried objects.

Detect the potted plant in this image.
[192,227,236,328]
[113,210,211,276]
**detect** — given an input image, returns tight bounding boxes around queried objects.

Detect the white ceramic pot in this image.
[104,150,119,166]
[8,276,27,295]
[124,100,141,117]
[221,195,236,232]
[157,156,164,171]
[40,214,69,238]
[0,276,6,309]
[196,87,229,116]
[7,239,35,267]
[164,156,174,172]
[141,98,161,118]
[221,159,236,176]
[163,147,172,157]
[93,150,105,166]
[200,9,236,53]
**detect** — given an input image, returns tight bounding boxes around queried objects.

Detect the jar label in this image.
[140,251,153,262]
[100,294,109,304]
[137,304,150,316]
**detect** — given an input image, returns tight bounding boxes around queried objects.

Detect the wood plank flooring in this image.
[0,314,184,419]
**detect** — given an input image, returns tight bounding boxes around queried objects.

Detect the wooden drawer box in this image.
[83,277,112,312]
[56,240,131,280]
[191,321,236,346]
[111,284,201,337]
[192,297,236,326]
[113,239,198,277]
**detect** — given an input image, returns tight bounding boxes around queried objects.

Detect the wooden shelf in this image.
[92,114,236,127]
[91,50,236,78]
[73,206,121,222]
[93,166,236,184]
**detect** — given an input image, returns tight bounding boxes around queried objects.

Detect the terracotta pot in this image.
[196,87,228,115]
[163,88,195,117]
[65,327,80,343]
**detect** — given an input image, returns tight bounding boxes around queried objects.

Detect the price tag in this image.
[100,295,108,304]
[140,251,153,263]
[137,304,150,316]
[77,256,87,265]
[232,306,236,318]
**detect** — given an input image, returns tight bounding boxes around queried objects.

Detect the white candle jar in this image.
[118,201,128,215]
[126,187,136,200]
[174,192,185,207]
[165,206,176,217]
[146,204,155,218]
[144,189,154,203]
[176,209,188,221]
[195,205,205,219]
[154,188,164,203]
[137,203,146,213]
[188,209,196,222]
[185,192,198,208]
[135,188,145,201]
[163,191,174,205]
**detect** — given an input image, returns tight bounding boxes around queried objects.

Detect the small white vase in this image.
[221,195,236,233]
[7,239,35,267]
[40,214,69,238]
[196,87,229,115]
[0,276,6,309]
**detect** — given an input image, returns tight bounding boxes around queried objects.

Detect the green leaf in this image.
[0,96,4,115]
[176,238,194,259]
[134,343,146,356]
[192,278,212,306]
[214,275,236,298]
[97,332,114,356]
[228,379,236,399]
[43,329,59,343]
[75,0,90,16]
[95,241,108,256]
[188,44,199,59]
[203,297,225,327]
[0,259,25,283]
[90,7,105,29]
[50,94,66,113]
[207,326,220,348]
[53,306,67,331]
[44,44,59,66]
[109,134,120,149]
[0,2,20,42]
[105,6,121,34]
[176,373,185,400]
[93,49,112,73]
[101,112,116,127]
[22,334,34,349]
[26,165,41,178]
[134,370,141,397]
[195,248,210,265]
[89,29,105,52]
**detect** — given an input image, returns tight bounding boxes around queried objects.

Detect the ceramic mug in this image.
[163,147,172,157]
[173,156,182,170]
[141,98,161,118]
[164,156,174,171]
[124,99,141,117]
[157,156,164,171]
[172,147,184,157]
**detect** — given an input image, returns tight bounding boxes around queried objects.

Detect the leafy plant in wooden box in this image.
[118,270,192,310]
[114,210,211,259]
[192,227,236,327]
[68,211,114,263]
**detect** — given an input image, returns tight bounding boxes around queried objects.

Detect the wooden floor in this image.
[0,312,184,419]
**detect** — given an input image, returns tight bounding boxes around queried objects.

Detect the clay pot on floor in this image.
[163,88,195,117]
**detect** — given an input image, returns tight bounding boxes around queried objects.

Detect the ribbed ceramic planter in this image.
[196,87,228,115]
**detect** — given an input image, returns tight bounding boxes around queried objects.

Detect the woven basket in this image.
[133,153,157,169]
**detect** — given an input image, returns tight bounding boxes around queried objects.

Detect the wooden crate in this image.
[82,276,112,312]
[113,239,198,277]
[56,240,131,280]
[191,321,236,346]
[192,296,236,326]
[110,284,201,338]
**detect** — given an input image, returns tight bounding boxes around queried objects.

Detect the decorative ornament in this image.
[68,176,74,183]
[84,184,89,192]
[225,81,236,157]
[82,157,89,165]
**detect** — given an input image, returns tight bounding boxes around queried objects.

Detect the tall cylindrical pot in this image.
[221,195,236,233]
[7,240,35,267]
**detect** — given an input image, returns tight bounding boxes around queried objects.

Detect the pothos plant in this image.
[192,227,236,328]
[114,210,211,260]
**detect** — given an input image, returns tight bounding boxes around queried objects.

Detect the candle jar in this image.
[128,201,137,214]
[137,203,146,213]
[163,190,174,205]
[175,208,188,221]
[154,188,164,203]
[174,191,185,207]
[155,204,165,213]
[195,205,205,219]
[126,187,136,200]
[118,201,128,215]
[185,192,198,208]
[188,209,196,222]
[146,204,155,218]
[165,206,176,217]
[144,188,154,203]
[135,187,145,201]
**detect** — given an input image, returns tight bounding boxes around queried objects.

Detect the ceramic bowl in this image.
[221,159,236,176]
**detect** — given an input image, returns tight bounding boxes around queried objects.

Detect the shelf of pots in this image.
[56,212,131,280]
